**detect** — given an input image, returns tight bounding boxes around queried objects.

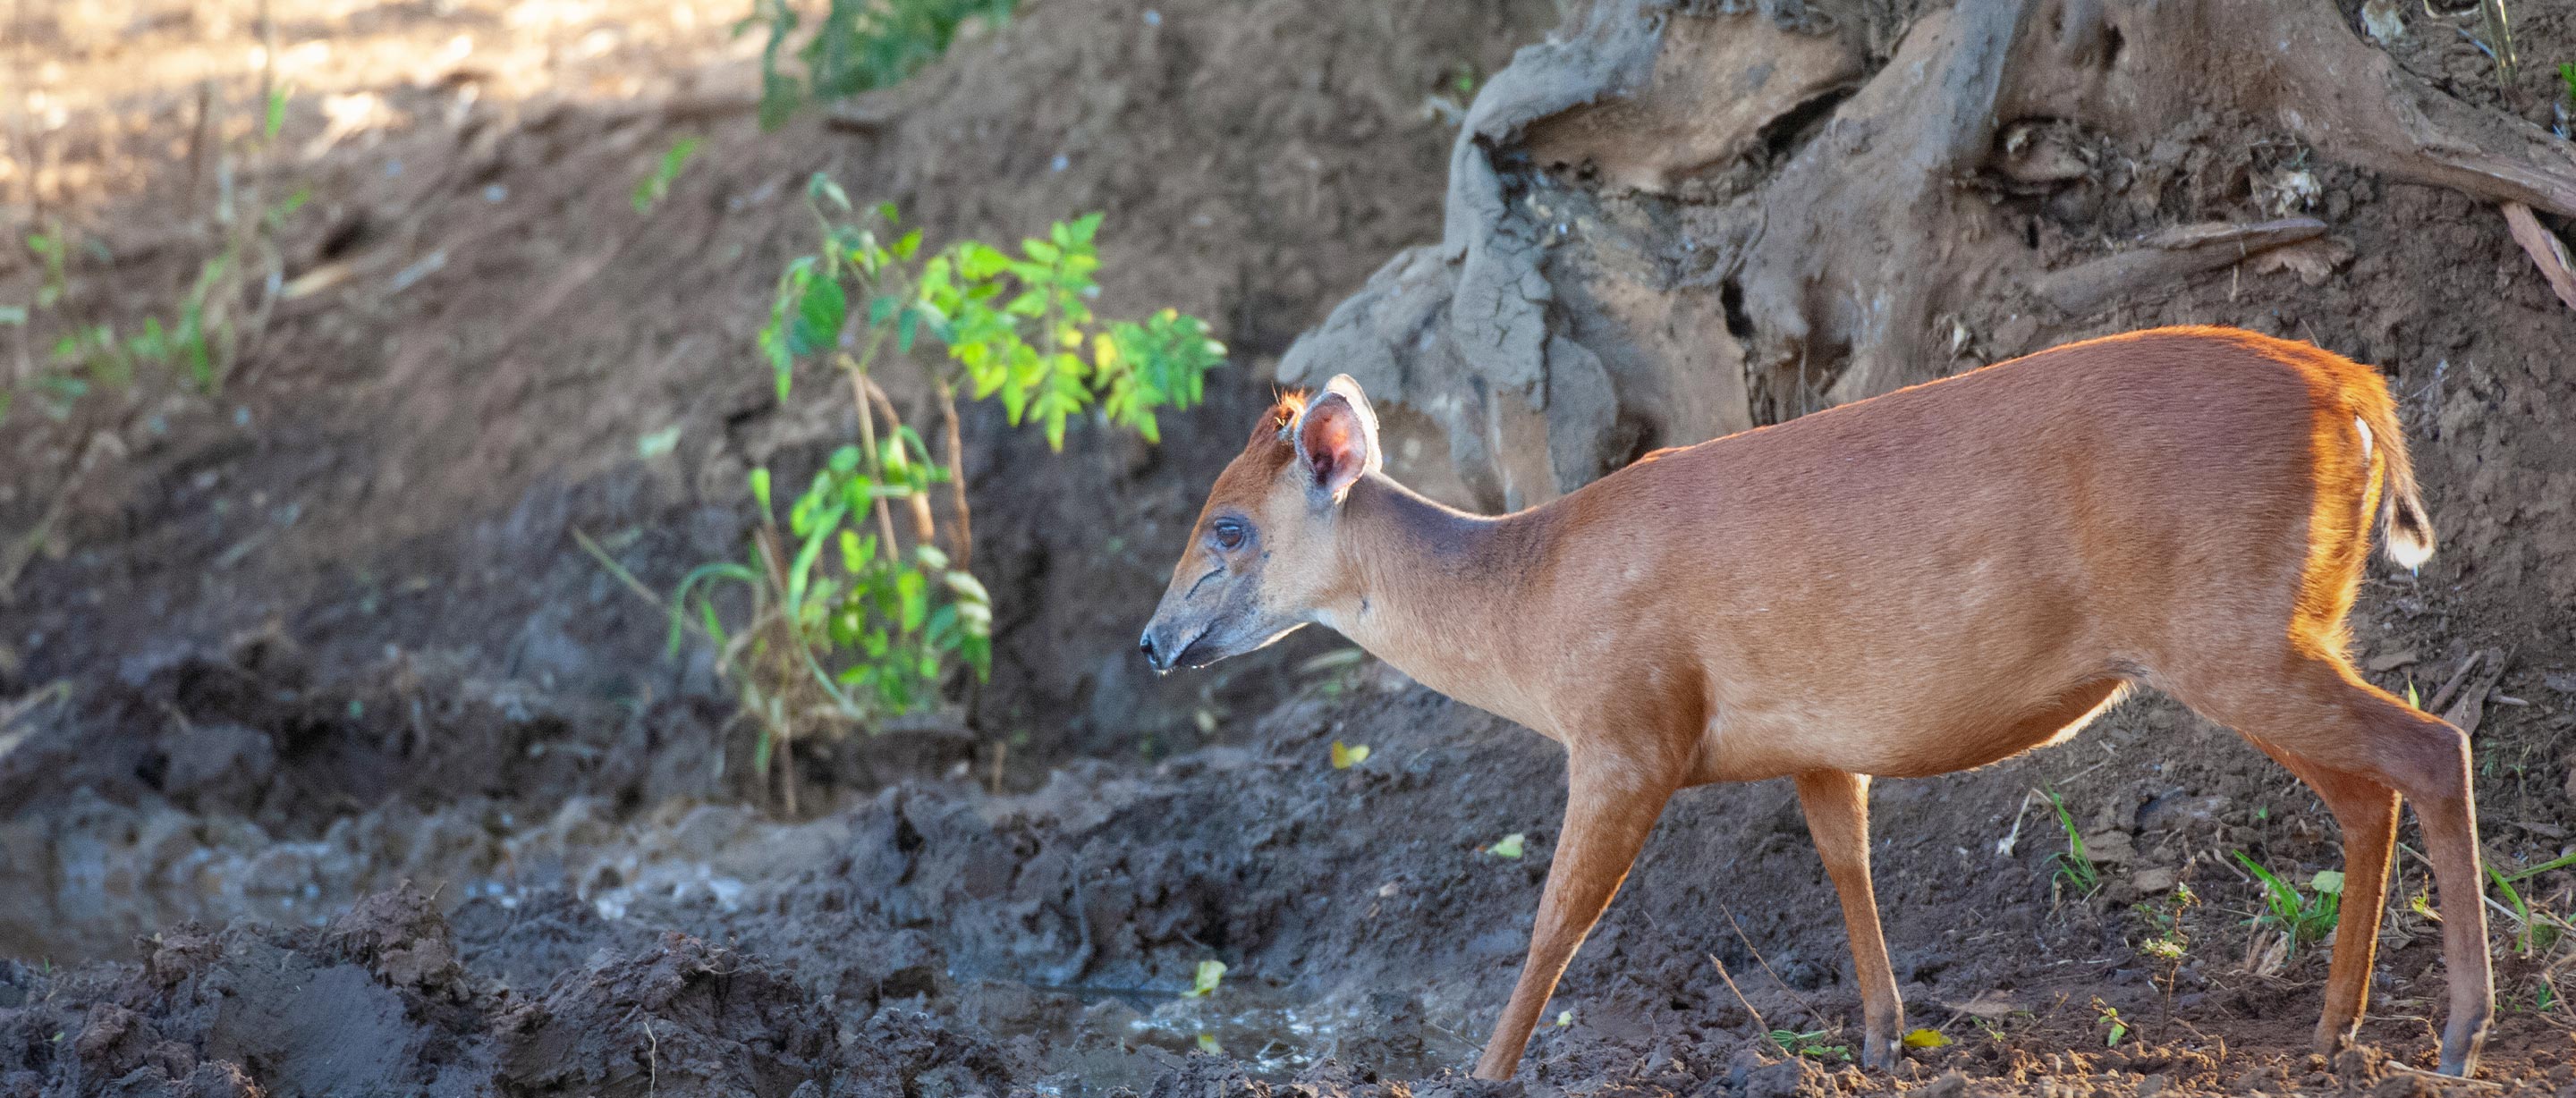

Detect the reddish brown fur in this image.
[1142,327,2489,1080]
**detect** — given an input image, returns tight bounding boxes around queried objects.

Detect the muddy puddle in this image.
[991,982,1479,1093]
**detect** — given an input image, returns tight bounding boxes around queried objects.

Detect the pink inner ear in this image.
[1300,399,1356,486]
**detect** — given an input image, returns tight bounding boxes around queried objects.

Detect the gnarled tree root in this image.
[1280,0,2576,508]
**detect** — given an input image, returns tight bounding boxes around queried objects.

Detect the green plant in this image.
[25,230,66,308]
[5,89,303,422]
[1300,646,1369,697]
[2559,61,2575,108]
[1185,959,1226,999]
[2042,789,2099,899]
[633,138,702,213]
[2094,1000,2129,1046]
[739,0,1017,129]
[2484,850,2576,956]
[2133,881,2199,967]
[2233,851,2341,953]
[614,179,1222,812]
[1767,1029,1850,1061]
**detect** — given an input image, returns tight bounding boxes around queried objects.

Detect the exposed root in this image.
[1279,0,2576,504]
[2032,219,2326,315]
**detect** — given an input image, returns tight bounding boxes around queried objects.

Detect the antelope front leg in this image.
[1794,769,1904,1070]
[1472,754,1677,1080]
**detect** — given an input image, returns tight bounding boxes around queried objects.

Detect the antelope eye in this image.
[1211,519,1248,551]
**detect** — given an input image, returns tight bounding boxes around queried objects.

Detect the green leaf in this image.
[1185,959,1226,999]
[750,467,774,514]
[896,568,928,632]
[2502,850,2576,883]
[268,186,312,224]
[1002,289,1047,318]
[1330,740,1369,769]
[1902,1028,1951,1049]
[265,85,290,139]
[809,173,852,212]
[637,425,682,459]
[1486,832,1525,859]
[632,137,703,213]
[666,560,759,655]
[789,273,847,357]
[959,242,1013,280]
[1066,212,1104,245]
[2309,869,2345,896]
[785,503,846,615]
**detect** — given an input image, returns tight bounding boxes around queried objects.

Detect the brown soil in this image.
[4,1,2576,1096]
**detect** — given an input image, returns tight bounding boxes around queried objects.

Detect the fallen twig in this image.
[2382,1060,2502,1089]
[1996,788,2039,857]
[2032,218,2328,314]
[1721,906,1826,1021]
[0,432,124,604]
[2440,648,2509,737]
[1708,952,1773,1043]
[2501,201,2576,314]
[0,681,72,736]
[2428,650,2484,714]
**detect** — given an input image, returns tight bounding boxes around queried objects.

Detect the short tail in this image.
[2358,393,2435,569]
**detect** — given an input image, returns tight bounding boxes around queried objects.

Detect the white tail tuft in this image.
[2385,497,2435,570]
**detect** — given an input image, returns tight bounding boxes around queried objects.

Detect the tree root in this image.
[1278,0,2576,507]
[2031,218,2326,316]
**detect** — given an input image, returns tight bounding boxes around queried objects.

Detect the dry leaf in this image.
[1958,990,2017,1019]
[2247,238,2352,286]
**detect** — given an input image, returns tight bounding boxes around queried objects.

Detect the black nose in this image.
[1139,631,1166,671]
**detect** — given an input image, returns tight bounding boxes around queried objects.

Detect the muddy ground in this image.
[4,0,2576,1095]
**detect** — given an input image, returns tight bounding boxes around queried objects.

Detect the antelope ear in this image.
[1293,375,1381,503]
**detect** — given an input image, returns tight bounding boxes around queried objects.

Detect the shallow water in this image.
[1002,980,1481,1094]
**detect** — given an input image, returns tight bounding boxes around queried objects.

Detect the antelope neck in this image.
[1324,475,1558,717]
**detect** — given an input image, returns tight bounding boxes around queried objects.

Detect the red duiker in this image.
[1140,326,2488,1080]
